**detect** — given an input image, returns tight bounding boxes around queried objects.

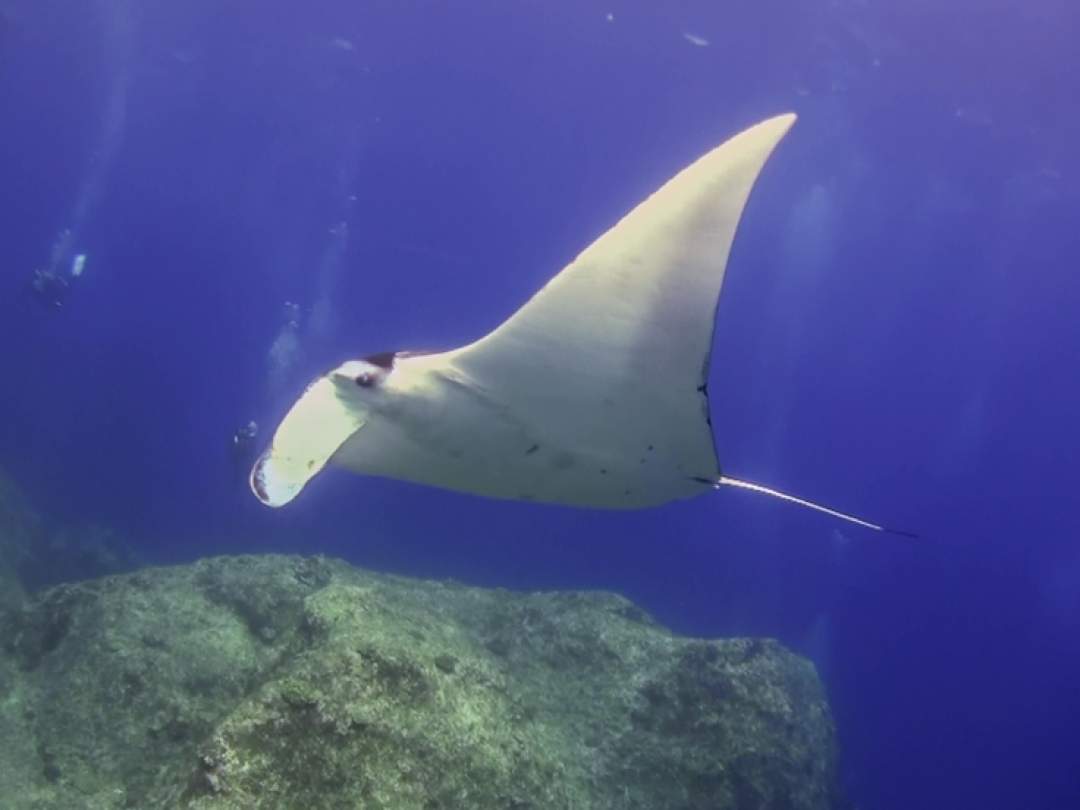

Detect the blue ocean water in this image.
[1,0,1077,807]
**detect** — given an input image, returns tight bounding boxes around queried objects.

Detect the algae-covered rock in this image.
[0,555,839,809]
[0,469,40,611]
[0,468,139,599]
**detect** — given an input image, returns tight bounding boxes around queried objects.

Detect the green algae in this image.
[0,555,839,809]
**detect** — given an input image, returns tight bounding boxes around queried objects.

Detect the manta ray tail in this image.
[715,476,917,538]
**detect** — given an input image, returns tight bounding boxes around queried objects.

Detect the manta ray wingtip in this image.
[754,110,796,125]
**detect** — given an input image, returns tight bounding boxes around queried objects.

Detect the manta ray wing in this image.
[439,113,798,506]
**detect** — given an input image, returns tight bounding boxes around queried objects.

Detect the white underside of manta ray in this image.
[251,113,909,536]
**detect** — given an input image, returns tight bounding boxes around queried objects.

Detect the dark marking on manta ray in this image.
[364,351,397,370]
[697,383,708,394]
[525,444,540,455]
[690,476,714,486]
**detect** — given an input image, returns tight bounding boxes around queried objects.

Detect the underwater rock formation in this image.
[0,468,139,596]
[0,470,39,611]
[0,555,839,809]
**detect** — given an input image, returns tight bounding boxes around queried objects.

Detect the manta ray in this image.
[252,114,907,535]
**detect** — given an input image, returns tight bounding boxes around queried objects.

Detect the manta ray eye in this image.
[350,352,396,388]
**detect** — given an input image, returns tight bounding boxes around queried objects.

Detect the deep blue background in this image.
[2,1,1078,807]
